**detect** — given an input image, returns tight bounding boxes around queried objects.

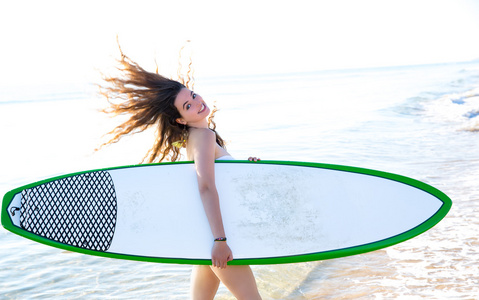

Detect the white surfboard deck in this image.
[2,161,451,265]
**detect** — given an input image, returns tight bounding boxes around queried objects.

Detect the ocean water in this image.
[1,61,479,299]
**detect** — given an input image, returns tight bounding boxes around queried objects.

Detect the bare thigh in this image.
[210,265,262,300]
[190,265,220,300]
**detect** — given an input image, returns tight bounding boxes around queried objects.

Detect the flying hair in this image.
[97,38,225,163]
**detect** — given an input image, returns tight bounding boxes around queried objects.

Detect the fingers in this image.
[248,157,261,162]
[212,259,228,269]
[211,240,233,269]
[213,254,233,269]
[212,253,233,269]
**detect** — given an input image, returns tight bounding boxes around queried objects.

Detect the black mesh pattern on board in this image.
[19,171,117,252]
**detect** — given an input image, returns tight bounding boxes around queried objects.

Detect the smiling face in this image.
[174,88,210,128]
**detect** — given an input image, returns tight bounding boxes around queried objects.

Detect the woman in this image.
[99,48,262,300]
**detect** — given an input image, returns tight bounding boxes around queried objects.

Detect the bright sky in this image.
[1,0,479,86]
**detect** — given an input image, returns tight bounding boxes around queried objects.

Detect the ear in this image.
[176,118,187,125]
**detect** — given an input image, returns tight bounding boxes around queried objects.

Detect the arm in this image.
[188,128,232,269]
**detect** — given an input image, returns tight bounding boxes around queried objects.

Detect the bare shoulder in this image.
[188,127,215,144]
[187,128,216,161]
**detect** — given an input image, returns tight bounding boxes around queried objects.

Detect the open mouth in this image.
[198,103,206,114]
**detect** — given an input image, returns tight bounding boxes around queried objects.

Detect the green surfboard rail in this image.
[1,160,452,265]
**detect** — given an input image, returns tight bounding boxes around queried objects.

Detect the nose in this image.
[193,96,202,105]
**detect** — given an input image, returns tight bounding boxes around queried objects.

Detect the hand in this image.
[248,157,261,162]
[211,242,233,269]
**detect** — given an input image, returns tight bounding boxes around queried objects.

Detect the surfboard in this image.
[1,160,451,265]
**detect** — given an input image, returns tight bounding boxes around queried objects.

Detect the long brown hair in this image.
[98,44,225,163]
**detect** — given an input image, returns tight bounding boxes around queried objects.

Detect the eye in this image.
[192,93,197,99]
[186,104,191,110]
